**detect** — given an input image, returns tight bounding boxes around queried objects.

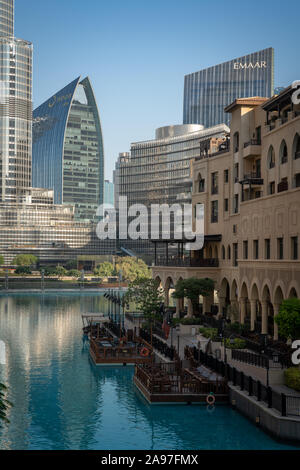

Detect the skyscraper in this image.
[32,77,104,222]
[104,180,114,207]
[183,47,274,128]
[0,0,14,37]
[0,0,32,202]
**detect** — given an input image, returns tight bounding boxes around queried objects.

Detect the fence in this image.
[140,328,179,362]
[186,347,300,418]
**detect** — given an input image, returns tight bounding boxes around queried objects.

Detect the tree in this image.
[0,383,12,425]
[13,254,38,267]
[115,257,150,282]
[94,262,114,277]
[55,265,67,280]
[125,277,164,341]
[172,277,215,316]
[0,255,4,267]
[275,298,300,340]
[65,260,78,270]
[68,269,81,279]
[15,266,32,276]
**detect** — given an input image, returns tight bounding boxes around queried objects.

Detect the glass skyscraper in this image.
[183,47,274,128]
[0,0,14,37]
[32,77,104,222]
[0,0,32,202]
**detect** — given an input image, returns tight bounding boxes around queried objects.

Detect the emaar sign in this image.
[233,61,267,70]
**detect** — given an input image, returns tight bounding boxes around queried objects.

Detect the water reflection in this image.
[0,293,295,450]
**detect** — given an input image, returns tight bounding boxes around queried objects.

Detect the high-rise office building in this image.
[0,0,14,37]
[104,179,114,207]
[32,77,104,222]
[0,0,32,202]
[183,47,274,128]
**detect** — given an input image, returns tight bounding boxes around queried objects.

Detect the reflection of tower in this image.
[0,0,33,202]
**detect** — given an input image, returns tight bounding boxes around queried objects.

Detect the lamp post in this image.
[176,325,180,357]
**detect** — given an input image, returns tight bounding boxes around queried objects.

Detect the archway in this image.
[289,287,298,298]
[240,282,250,327]
[273,286,284,340]
[218,278,230,316]
[250,283,261,332]
[230,279,239,322]
[262,284,273,336]
[164,277,175,307]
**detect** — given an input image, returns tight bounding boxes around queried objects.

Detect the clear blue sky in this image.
[16,0,300,181]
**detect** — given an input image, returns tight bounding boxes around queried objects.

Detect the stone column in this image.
[240,298,246,325]
[250,300,256,331]
[273,303,280,341]
[261,301,268,334]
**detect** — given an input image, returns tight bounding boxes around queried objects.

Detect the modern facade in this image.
[104,179,114,207]
[0,0,13,37]
[32,77,104,223]
[183,48,274,128]
[115,124,229,259]
[153,84,300,341]
[0,4,32,203]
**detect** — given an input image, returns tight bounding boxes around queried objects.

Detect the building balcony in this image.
[155,256,219,268]
[240,172,264,185]
[243,140,261,158]
[278,180,289,193]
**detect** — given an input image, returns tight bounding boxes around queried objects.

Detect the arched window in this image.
[280,140,288,164]
[267,145,275,169]
[196,173,205,193]
[233,132,239,153]
[222,245,225,260]
[293,134,300,160]
[227,245,231,260]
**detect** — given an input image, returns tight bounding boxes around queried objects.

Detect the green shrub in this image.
[284,368,300,391]
[199,327,219,340]
[225,338,246,349]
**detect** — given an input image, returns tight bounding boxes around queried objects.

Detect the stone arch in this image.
[261,284,274,336]
[273,281,286,302]
[164,276,175,307]
[289,286,298,298]
[267,145,275,169]
[279,139,288,164]
[274,285,284,305]
[240,281,250,325]
[261,279,273,303]
[154,275,162,288]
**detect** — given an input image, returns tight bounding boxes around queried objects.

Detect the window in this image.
[268,182,275,195]
[197,173,205,192]
[277,237,284,260]
[265,239,271,259]
[233,194,239,214]
[291,236,298,260]
[227,245,231,260]
[243,241,248,260]
[267,145,275,169]
[222,245,225,260]
[233,132,239,153]
[224,169,229,183]
[224,198,229,212]
[233,243,238,267]
[234,163,239,183]
[211,200,218,223]
[211,172,218,194]
[280,140,288,164]
[253,240,259,260]
[295,173,300,188]
[293,134,300,160]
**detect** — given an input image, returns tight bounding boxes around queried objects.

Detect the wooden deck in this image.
[89,336,153,366]
[134,362,229,404]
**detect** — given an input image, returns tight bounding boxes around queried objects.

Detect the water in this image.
[0,292,296,450]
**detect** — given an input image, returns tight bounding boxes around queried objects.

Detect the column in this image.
[273,303,280,341]
[250,300,256,331]
[261,301,268,334]
[218,296,226,317]
[240,298,246,325]
[164,288,169,307]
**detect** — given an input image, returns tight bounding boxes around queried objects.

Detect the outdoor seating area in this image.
[134,362,228,404]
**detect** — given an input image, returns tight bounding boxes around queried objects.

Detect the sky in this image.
[16,0,300,181]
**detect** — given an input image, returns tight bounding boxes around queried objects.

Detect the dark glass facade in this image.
[32,77,104,222]
[183,48,274,128]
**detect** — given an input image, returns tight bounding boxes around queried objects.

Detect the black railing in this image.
[244,139,261,148]
[155,257,219,268]
[232,349,270,369]
[278,180,289,192]
[185,348,299,417]
[139,328,176,361]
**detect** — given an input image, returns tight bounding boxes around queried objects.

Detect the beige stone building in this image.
[152,85,300,340]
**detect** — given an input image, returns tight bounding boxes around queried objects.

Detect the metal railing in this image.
[155,257,219,268]
[185,347,299,417]
[244,139,261,148]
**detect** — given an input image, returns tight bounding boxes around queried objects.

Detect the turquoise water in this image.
[0,292,296,450]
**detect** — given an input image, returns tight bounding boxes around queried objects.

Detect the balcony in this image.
[240,172,264,185]
[155,257,219,268]
[243,139,261,158]
[278,180,289,193]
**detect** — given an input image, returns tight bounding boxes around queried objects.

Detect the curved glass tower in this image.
[0,0,14,37]
[32,77,104,222]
